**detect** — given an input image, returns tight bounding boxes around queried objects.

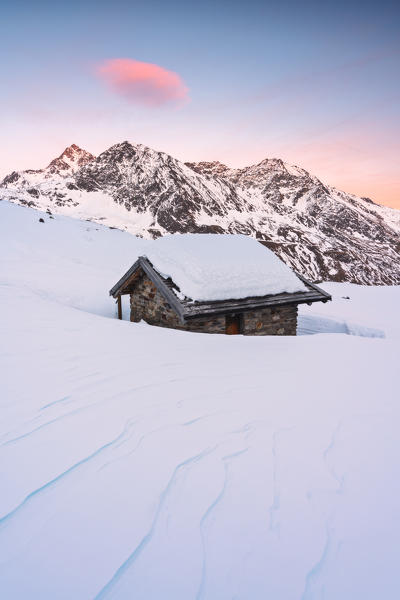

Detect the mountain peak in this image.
[254,157,287,172]
[64,143,80,151]
[97,141,168,166]
[185,160,230,178]
[60,143,84,156]
[247,157,310,179]
[259,157,283,165]
[100,141,137,160]
[109,140,137,152]
[46,144,95,174]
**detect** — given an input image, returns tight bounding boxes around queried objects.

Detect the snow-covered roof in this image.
[143,234,307,301]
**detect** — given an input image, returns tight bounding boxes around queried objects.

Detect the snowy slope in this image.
[2,141,399,286]
[1,201,400,599]
[0,201,148,317]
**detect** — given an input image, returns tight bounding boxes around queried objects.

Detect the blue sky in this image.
[1,0,399,206]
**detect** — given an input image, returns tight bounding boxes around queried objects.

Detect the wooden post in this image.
[117,295,122,320]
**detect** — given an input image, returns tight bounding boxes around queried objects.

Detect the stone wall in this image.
[185,315,226,334]
[242,305,297,336]
[130,271,183,329]
[130,271,298,335]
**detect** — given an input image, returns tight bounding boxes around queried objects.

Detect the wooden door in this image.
[226,314,241,335]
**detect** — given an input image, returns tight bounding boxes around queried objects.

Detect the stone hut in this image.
[109,234,331,335]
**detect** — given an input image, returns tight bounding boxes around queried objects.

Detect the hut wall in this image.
[242,305,298,336]
[130,271,183,329]
[130,272,298,335]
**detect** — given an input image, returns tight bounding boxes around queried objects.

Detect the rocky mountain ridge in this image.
[1,141,399,285]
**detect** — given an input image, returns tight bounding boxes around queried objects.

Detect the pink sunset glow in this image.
[96,59,189,107]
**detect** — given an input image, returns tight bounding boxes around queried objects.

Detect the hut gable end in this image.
[130,270,184,329]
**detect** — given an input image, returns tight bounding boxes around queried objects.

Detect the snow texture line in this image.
[40,395,71,410]
[268,427,292,534]
[2,381,162,447]
[1,406,91,447]
[0,419,135,527]
[196,447,249,600]
[301,522,333,600]
[323,421,345,494]
[94,445,218,600]
[182,410,227,426]
[98,420,186,472]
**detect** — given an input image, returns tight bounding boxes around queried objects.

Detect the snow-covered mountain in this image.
[2,144,94,187]
[1,141,399,285]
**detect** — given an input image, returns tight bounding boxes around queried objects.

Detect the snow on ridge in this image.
[143,233,307,301]
[2,140,400,286]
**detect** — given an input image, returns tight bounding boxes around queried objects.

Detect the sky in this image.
[1,0,399,208]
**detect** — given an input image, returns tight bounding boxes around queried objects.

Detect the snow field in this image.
[1,201,399,599]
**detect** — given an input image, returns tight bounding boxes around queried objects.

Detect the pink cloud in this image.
[95,58,189,107]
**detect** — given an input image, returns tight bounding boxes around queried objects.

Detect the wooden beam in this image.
[183,290,329,318]
[294,272,332,300]
[117,295,122,320]
[109,259,140,297]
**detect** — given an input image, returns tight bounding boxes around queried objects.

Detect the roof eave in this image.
[109,258,140,298]
[183,291,331,320]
